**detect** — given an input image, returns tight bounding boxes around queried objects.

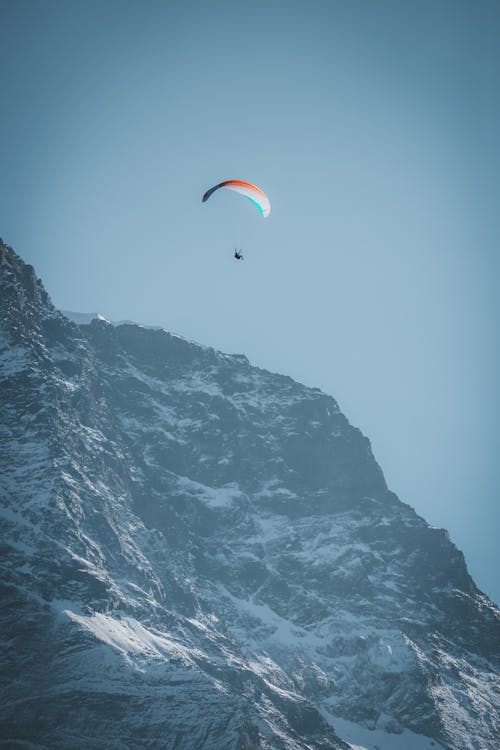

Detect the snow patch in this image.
[176,475,242,509]
[63,310,109,325]
[65,611,200,666]
[323,711,445,750]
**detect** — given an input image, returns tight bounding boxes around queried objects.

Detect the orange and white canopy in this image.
[202,179,270,218]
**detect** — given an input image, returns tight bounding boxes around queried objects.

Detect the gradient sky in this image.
[1,0,499,603]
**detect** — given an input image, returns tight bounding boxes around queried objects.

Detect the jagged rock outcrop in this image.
[1,239,499,749]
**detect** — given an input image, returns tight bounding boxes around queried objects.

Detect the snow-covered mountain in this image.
[1,238,499,750]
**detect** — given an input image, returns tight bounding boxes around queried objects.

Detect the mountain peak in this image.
[1,241,499,750]
[1,237,52,311]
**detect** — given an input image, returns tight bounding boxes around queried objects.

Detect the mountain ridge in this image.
[1,238,499,750]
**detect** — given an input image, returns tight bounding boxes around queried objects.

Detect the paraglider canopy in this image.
[202,180,271,218]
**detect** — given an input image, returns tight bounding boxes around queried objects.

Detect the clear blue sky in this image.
[1,0,499,603]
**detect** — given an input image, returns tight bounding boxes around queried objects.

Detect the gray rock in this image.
[1,238,498,749]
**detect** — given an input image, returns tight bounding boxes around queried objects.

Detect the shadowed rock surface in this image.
[1,239,499,749]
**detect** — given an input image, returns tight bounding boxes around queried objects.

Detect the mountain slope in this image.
[1,239,499,750]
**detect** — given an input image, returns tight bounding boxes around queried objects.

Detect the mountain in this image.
[0,238,499,750]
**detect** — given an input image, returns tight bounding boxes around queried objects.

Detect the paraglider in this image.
[202,179,270,260]
[202,180,271,218]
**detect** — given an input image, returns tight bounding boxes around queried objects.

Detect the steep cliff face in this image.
[1,239,499,750]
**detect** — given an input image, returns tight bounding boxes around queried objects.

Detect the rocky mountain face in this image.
[1,238,499,750]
